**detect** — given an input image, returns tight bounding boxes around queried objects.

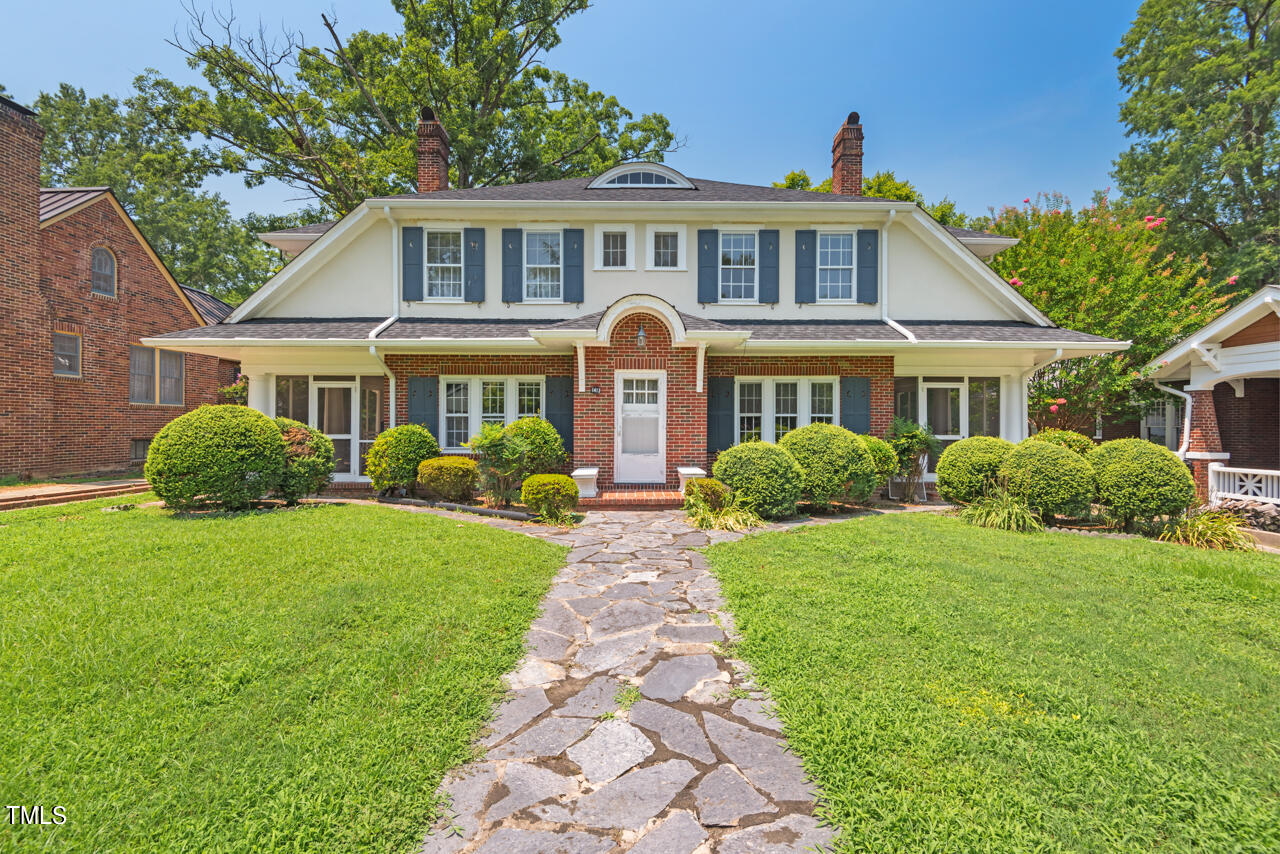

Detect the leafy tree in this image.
[982,193,1231,431]
[773,169,831,193]
[1115,0,1279,289]
[778,168,973,227]
[34,81,279,304]
[149,1,679,215]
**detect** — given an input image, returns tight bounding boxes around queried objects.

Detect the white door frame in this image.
[311,378,360,481]
[614,369,667,484]
[920,378,967,441]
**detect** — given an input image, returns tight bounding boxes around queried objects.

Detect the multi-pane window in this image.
[622,378,660,405]
[601,231,628,268]
[810,381,835,424]
[53,332,81,377]
[439,378,548,448]
[653,232,679,267]
[968,377,1001,437]
[444,381,471,448]
[130,438,151,463]
[525,231,562,300]
[604,170,677,185]
[481,380,506,426]
[129,346,183,404]
[129,346,154,402]
[774,382,798,438]
[518,381,543,417]
[158,350,184,405]
[817,233,854,301]
[738,382,763,442]
[91,248,116,296]
[894,377,920,422]
[275,376,310,420]
[735,378,839,443]
[425,230,463,299]
[719,232,756,301]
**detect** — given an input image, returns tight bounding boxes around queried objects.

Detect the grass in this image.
[704,513,1280,853]
[0,498,565,853]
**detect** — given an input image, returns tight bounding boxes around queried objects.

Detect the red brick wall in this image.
[1187,388,1223,501]
[1214,378,1279,471]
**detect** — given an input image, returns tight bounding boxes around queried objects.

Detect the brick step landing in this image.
[580,489,684,510]
[0,481,150,512]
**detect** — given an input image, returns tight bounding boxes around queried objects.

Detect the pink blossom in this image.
[1227,275,1238,285]
[1023,198,1031,204]
[1049,404,1059,413]
[1056,398,1066,405]
[1144,215,1155,222]
[1160,360,1169,366]
[1009,277,1023,287]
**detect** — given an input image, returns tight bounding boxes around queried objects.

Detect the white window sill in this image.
[718,298,761,305]
[413,297,466,304]
[814,299,877,306]
[523,297,566,304]
[643,266,687,272]
[593,266,636,272]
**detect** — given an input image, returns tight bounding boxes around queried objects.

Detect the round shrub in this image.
[859,435,899,485]
[779,423,874,508]
[521,474,579,519]
[997,440,1095,519]
[1089,438,1195,530]
[145,405,285,511]
[274,417,335,503]
[1028,428,1095,456]
[683,477,729,511]
[936,436,1015,504]
[417,456,479,503]
[365,424,440,493]
[504,417,567,473]
[712,442,804,520]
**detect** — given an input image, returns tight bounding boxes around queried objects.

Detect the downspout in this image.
[1021,347,1062,440]
[1154,381,1192,457]
[879,210,916,343]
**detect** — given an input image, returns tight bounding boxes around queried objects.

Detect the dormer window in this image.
[606,171,675,186]
[588,163,695,190]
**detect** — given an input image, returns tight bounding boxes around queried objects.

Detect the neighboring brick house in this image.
[0,95,237,479]
[1145,284,1280,502]
[148,109,1124,495]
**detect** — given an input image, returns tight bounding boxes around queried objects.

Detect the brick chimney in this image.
[416,106,450,194]
[831,111,864,197]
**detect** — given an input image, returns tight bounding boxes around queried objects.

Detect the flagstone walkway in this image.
[415,508,849,854]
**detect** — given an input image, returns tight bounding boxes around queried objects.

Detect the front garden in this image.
[0,496,565,852]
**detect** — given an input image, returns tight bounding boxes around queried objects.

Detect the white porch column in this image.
[246,373,271,415]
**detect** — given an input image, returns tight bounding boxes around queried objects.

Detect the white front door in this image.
[615,371,666,483]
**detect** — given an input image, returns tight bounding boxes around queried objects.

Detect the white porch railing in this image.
[1208,463,1280,506]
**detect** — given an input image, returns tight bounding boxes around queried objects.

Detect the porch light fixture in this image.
[637,324,647,349]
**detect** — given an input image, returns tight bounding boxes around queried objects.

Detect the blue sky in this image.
[3,0,1142,218]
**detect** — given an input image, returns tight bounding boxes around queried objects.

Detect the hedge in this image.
[1028,428,1095,456]
[521,474,579,520]
[779,423,874,509]
[274,417,335,503]
[365,424,440,493]
[145,405,285,510]
[936,436,1015,504]
[1089,438,1196,530]
[417,456,479,503]
[683,477,729,511]
[997,440,1095,519]
[712,442,804,520]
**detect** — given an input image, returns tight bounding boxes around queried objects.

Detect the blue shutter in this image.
[840,377,871,434]
[707,376,735,454]
[408,376,439,441]
[563,228,584,303]
[856,228,879,304]
[697,229,719,303]
[795,229,817,304]
[501,228,523,303]
[758,229,779,304]
[463,227,485,303]
[402,227,423,302]
[544,376,574,454]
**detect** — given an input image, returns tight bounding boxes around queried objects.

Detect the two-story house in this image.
[146,110,1124,496]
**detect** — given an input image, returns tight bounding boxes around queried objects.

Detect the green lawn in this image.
[705,513,1280,853]
[0,497,564,853]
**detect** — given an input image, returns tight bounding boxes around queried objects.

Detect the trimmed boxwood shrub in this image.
[145,405,285,511]
[521,474,579,520]
[779,423,874,509]
[417,456,479,503]
[274,417,335,503]
[712,441,804,520]
[1089,438,1196,531]
[936,436,1015,504]
[859,435,899,487]
[365,424,440,493]
[1028,428,1095,456]
[997,440,1095,519]
[683,477,729,511]
[504,417,567,472]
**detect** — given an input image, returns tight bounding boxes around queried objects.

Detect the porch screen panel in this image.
[318,387,352,472]
[129,346,155,403]
[276,376,309,421]
[968,377,1000,436]
[893,377,919,422]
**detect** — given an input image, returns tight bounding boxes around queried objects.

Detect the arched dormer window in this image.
[588,163,694,190]
[91,247,116,297]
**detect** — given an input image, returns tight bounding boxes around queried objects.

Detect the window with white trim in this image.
[735,378,838,443]
[525,231,562,300]
[603,169,677,185]
[817,232,854,301]
[425,230,463,299]
[644,224,686,270]
[439,377,547,449]
[719,232,756,301]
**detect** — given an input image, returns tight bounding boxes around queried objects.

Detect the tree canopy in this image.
[147,0,679,215]
[775,168,972,227]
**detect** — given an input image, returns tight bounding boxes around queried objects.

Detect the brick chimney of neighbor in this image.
[416,107,450,194]
[831,111,864,197]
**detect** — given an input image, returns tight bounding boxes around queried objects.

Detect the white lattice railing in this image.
[1208,463,1280,506]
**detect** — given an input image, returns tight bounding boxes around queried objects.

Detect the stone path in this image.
[413,509,845,854]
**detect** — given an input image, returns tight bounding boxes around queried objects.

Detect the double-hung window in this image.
[817,232,855,301]
[645,224,686,270]
[53,332,81,377]
[439,377,546,449]
[129,346,184,405]
[735,378,838,443]
[425,230,463,299]
[525,231,562,301]
[91,248,116,297]
[719,232,756,301]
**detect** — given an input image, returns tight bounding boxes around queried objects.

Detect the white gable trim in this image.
[1147,284,1280,378]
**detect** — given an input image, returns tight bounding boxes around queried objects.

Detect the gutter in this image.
[1154,382,1192,457]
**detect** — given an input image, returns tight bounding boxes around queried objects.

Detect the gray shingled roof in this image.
[179,286,235,325]
[382,318,554,338]
[150,318,388,340]
[372,176,903,204]
[39,187,111,222]
[902,321,1114,344]
[537,311,734,332]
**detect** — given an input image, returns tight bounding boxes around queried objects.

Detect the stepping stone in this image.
[532,758,697,830]
[481,687,549,747]
[621,570,660,582]
[506,658,564,689]
[628,700,715,763]
[566,545,604,562]
[564,596,608,617]
[553,676,619,718]
[486,715,594,760]
[588,600,664,637]
[686,551,710,568]
[531,600,582,638]
[572,573,616,588]
[702,713,812,801]
[716,814,835,853]
[658,624,725,643]
[688,587,725,611]
[648,579,677,596]
[602,582,652,600]
[732,697,782,732]
[583,550,633,563]
[573,630,653,675]
[693,765,776,826]
[420,761,498,854]
[566,719,655,782]
[640,654,722,702]
[472,827,613,854]
[526,629,571,661]
[486,761,577,821]
[629,810,707,854]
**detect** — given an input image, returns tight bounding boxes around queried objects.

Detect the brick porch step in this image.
[579,489,684,510]
[0,481,150,512]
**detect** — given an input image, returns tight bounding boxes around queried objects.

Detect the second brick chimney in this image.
[831,111,864,197]
[416,107,450,194]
